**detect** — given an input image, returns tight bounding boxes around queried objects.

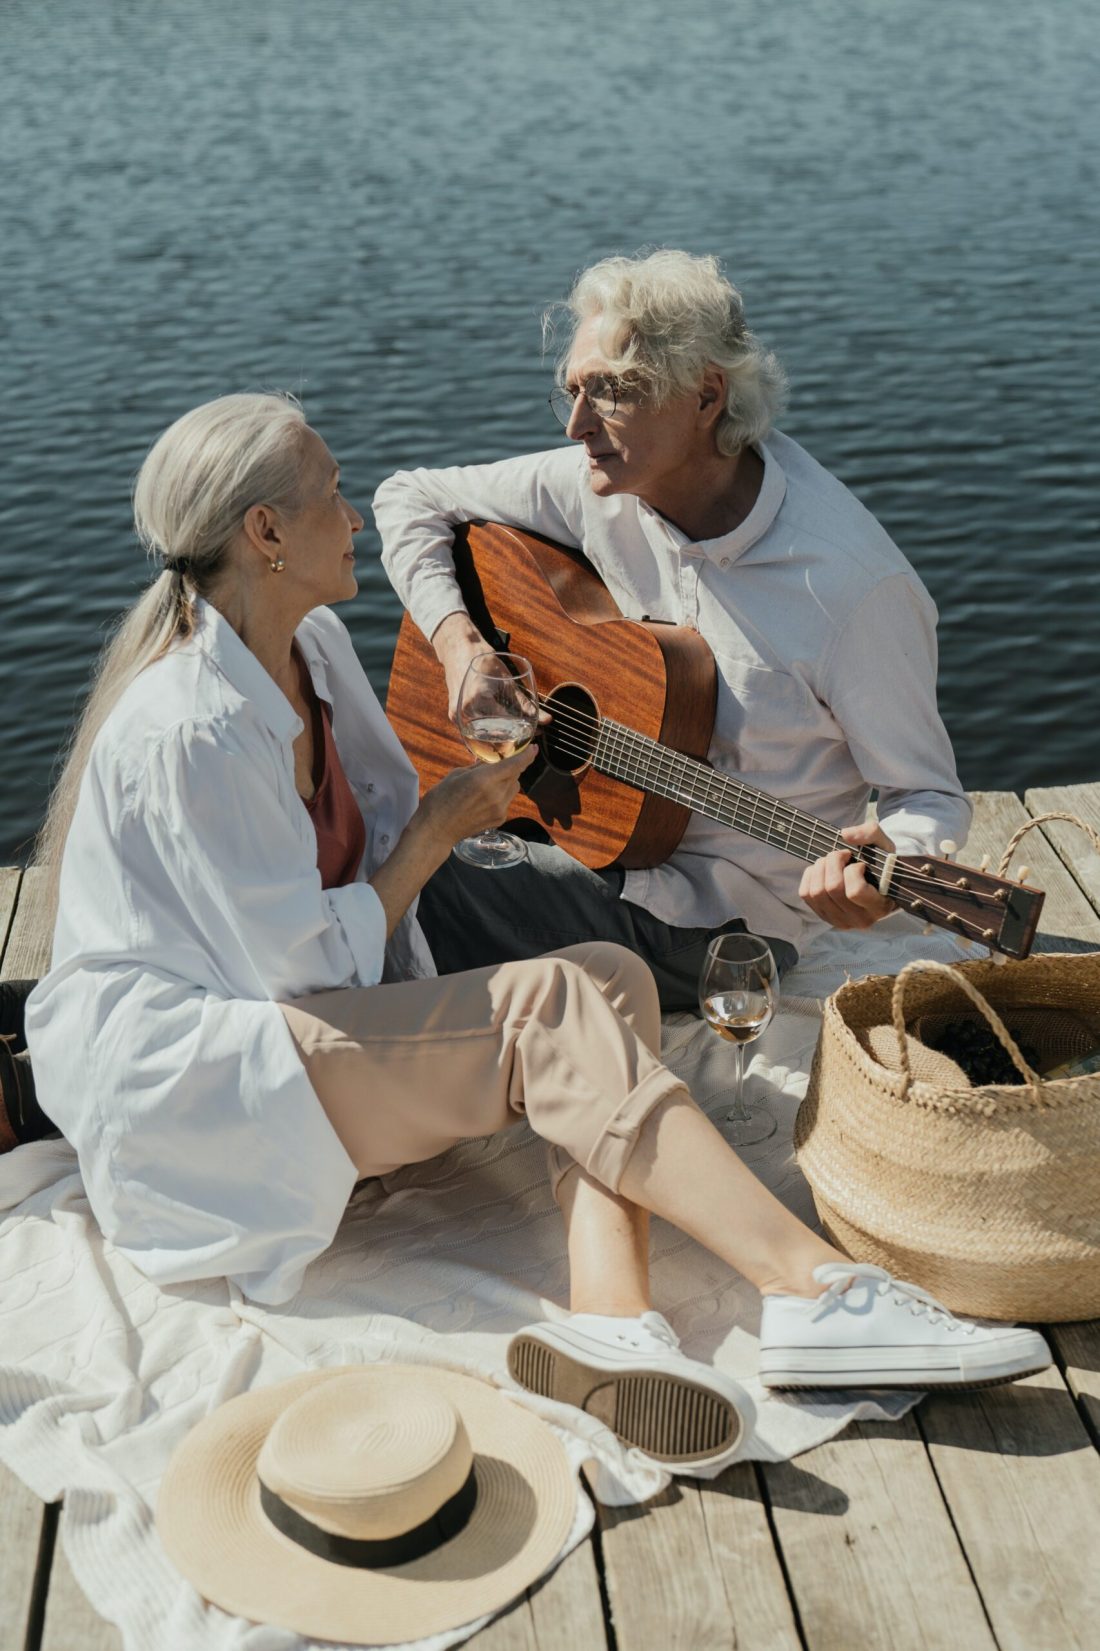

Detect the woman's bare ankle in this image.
[757,1243,847,1299]
[568,1293,651,1318]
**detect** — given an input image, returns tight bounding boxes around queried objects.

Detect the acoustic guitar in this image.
[386,521,1044,960]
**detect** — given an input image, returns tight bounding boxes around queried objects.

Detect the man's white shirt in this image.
[374,432,971,952]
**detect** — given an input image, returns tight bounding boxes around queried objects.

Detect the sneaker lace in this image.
[637,1312,680,1350]
[813,1263,973,1335]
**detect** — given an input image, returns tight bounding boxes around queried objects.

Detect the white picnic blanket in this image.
[0,916,977,1651]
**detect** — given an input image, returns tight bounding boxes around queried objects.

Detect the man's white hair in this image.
[549,249,787,453]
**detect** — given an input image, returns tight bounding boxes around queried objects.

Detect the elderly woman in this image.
[23,394,1048,1476]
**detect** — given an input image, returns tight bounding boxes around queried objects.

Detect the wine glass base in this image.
[724,1106,778,1146]
[453,832,529,870]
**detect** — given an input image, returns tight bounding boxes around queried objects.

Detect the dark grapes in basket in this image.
[922,1019,1042,1087]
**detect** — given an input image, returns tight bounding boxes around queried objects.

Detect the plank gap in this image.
[752,1460,810,1651]
[23,1500,59,1651]
[1044,1323,1100,1454]
[912,1407,1004,1651]
[587,1512,619,1651]
[0,867,24,970]
[1034,822,1100,926]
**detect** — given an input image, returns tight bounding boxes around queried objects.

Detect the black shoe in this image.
[0,977,37,1056]
[0,1041,55,1151]
[0,979,56,1152]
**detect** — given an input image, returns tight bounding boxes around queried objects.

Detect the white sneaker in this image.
[507,1310,755,1470]
[759,1262,1052,1390]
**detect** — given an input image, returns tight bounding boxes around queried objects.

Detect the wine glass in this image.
[698,933,779,1146]
[454,651,539,870]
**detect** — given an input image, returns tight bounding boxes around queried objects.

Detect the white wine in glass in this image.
[699,933,778,1146]
[454,651,539,870]
[460,715,535,764]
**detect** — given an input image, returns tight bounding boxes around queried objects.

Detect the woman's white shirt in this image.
[26,599,435,1305]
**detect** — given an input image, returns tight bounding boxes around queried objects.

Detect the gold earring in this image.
[269,557,286,573]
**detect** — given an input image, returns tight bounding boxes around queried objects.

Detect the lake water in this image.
[2,0,1098,861]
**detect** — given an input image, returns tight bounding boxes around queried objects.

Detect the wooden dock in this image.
[3,782,1099,1651]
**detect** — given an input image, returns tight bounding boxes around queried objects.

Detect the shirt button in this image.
[366,783,375,794]
[380,834,390,846]
[720,557,731,568]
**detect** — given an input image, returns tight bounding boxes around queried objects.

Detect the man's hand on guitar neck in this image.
[799,820,897,930]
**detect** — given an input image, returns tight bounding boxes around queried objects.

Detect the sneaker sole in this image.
[761,1361,1050,1392]
[508,1334,743,1464]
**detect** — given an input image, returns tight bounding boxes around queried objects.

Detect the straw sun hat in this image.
[157,1364,578,1644]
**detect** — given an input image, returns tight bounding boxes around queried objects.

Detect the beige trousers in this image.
[280,942,688,1196]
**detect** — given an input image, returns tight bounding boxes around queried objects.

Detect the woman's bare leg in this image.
[556,1164,651,1316]
[618,1091,839,1295]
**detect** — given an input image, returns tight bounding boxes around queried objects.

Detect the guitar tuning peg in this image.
[1017,865,1030,884]
[978,854,990,873]
[939,839,958,857]
[921,923,935,936]
[991,951,1009,966]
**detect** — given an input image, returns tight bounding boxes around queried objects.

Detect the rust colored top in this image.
[303,686,368,890]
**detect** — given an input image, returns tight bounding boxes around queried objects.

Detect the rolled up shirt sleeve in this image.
[819,574,973,857]
[374,446,587,644]
[142,717,389,999]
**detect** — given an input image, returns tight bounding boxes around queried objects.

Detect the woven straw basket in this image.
[795,814,1100,1322]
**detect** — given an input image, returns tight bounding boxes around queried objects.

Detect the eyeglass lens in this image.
[549,377,618,427]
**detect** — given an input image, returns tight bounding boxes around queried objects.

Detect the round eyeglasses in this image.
[548,375,621,428]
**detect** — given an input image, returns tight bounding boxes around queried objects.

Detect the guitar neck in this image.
[594,717,887,877]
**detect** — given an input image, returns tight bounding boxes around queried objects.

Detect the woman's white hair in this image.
[548,249,787,453]
[35,391,308,916]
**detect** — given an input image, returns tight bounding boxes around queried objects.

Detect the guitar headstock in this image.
[887,855,1045,959]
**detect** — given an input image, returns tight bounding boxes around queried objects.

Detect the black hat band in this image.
[258,1469,478,1570]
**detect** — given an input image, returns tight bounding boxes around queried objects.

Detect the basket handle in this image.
[890,958,1043,1101]
[996,810,1100,878]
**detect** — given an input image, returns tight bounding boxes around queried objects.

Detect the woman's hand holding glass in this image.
[698,933,779,1146]
[419,746,536,849]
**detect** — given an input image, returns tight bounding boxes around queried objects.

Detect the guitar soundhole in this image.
[542,683,598,774]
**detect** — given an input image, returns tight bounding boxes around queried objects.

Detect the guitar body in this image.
[385,521,717,868]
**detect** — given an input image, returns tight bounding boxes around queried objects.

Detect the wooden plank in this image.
[0,868,22,966]
[526,1536,610,1649]
[761,1415,995,1651]
[919,1367,1100,1651]
[468,1597,540,1650]
[469,1535,610,1650]
[39,1534,123,1651]
[1050,1320,1100,1447]
[598,1479,782,1650]
[699,1463,802,1649]
[0,1461,50,1650]
[966,791,1100,947]
[1010,784,1100,1449]
[1025,782,1100,920]
[0,867,52,981]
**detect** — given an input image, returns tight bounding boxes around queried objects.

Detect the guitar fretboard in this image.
[593,716,890,879]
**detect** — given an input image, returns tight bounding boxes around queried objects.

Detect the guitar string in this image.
[530,720,984,935]
[538,729,977,924]
[533,692,984,896]
[526,730,989,938]
[536,715,998,919]
[535,704,962,897]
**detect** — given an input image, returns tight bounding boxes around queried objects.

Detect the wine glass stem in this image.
[729,1042,750,1123]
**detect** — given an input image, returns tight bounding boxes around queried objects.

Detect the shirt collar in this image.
[191,598,305,743]
[638,439,788,565]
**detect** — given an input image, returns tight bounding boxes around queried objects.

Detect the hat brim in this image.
[157,1366,578,1644]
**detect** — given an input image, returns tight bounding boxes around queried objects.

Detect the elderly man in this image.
[374,249,971,1007]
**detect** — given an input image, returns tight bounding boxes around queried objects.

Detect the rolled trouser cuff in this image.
[561,1068,689,1196]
